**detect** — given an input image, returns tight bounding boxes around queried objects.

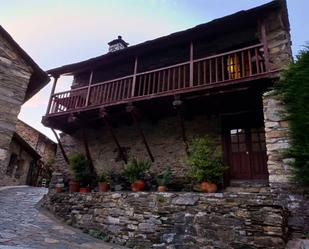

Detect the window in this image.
[227,55,241,79]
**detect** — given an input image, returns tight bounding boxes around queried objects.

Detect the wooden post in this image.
[126,105,154,162]
[51,128,69,164]
[131,57,138,97]
[85,71,94,106]
[100,109,127,164]
[173,96,188,152]
[189,41,194,87]
[260,21,270,72]
[46,75,59,115]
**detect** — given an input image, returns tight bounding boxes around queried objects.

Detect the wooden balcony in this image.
[46,43,272,117]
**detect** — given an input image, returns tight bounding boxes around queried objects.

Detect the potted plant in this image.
[69,153,92,193]
[55,183,62,193]
[187,136,227,193]
[97,170,111,192]
[122,157,151,191]
[156,168,172,192]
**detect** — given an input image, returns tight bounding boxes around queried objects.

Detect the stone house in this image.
[43,0,292,188]
[0,25,50,186]
[41,1,309,247]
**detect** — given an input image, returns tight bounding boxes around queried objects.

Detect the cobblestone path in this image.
[0,186,125,249]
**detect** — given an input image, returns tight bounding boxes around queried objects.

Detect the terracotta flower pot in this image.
[69,181,80,193]
[157,186,167,192]
[131,180,145,192]
[98,182,109,192]
[55,186,62,193]
[207,183,217,193]
[200,182,210,193]
[79,187,91,193]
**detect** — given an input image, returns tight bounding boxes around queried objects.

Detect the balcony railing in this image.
[47,43,267,115]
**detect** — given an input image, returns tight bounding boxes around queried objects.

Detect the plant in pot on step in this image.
[122,157,151,192]
[156,167,172,192]
[69,153,92,193]
[97,170,111,192]
[186,136,227,193]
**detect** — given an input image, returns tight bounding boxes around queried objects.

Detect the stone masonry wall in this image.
[263,90,291,185]
[43,191,289,249]
[0,31,33,185]
[55,115,220,181]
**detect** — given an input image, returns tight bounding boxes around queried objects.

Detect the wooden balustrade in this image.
[48,44,266,115]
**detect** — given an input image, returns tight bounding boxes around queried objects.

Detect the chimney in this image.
[108,35,129,52]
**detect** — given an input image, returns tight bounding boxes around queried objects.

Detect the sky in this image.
[1,0,307,142]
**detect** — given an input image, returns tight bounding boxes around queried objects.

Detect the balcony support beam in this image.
[46,75,59,115]
[173,96,188,152]
[126,104,155,162]
[100,109,128,164]
[51,128,69,164]
[81,125,97,176]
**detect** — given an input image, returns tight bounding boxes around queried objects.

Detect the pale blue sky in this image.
[1,0,307,141]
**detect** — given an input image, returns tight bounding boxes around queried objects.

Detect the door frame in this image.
[220,110,268,185]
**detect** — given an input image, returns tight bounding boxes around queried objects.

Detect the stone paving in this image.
[0,186,126,249]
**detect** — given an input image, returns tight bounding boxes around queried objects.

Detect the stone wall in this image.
[55,115,220,181]
[0,31,33,185]
[43,191,289,249]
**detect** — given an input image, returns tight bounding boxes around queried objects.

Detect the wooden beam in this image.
[46,75,59,115]
[100,109,128,164]
[126,104,154,162]
[51,128,69,164]
[131,57,138,97]
[173,96,188,152]
[81,126,96,176]
[189,41,194,87]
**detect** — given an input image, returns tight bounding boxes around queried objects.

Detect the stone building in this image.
[0,25,49,186]
[43,0,292,188]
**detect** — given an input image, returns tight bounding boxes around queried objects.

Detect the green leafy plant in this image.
[122,157,151,183]
[156,168,172,186]
[186,136,227,184]
[97,170,111,183]
[275,46,309,185]
[69,153,92,187]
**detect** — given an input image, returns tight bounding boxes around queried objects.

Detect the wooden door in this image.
[227,127,268,180]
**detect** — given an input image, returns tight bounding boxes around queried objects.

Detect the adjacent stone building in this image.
[0,25,50,186]
[16,119,57,164]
